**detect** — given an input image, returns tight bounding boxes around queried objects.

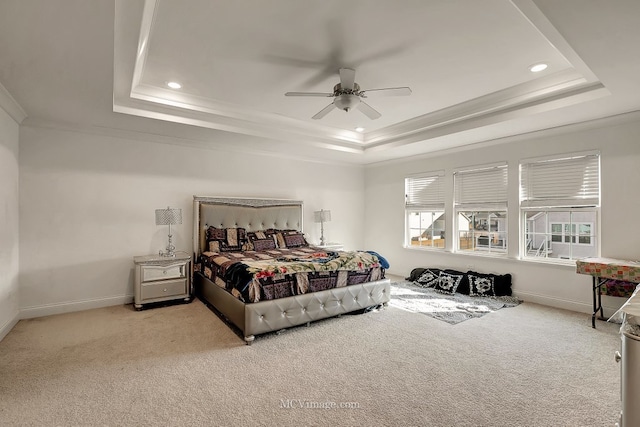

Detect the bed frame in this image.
[192,196,390,345]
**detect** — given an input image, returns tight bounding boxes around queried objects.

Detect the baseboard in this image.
[20,295,134,319]
[0,310,20,342]
[514,291,622,316]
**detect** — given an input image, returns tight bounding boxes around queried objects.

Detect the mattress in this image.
[197,246,386,303]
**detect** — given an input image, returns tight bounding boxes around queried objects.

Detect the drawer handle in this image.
[163,270,167,275]
[163,288,168,292]
[615,351,622,363]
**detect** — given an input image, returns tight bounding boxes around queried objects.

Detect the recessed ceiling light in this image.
[355,127,365,132]
[529,63,548,73]
[167,81,182,89]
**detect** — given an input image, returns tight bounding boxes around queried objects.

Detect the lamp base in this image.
[164,233,176,257]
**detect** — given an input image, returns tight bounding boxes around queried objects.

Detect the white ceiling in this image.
[1,0,640,164]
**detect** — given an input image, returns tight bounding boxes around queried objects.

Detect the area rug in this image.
[390,281,521,324]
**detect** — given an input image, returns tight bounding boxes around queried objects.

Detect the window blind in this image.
[454,164,508,210]
[405,172,445,210]
[520,153,600,208]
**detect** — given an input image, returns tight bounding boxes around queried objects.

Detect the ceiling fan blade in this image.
[357,101,382,120]
[339,68,356,90]
[362,87,412,97]
[285,92,333,97]
[312,103,336,120]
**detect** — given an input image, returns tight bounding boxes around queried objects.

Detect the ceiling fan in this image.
[285,68,411,120]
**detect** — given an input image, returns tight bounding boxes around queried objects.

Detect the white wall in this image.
[0,105,20,339]
[18,125,364,317]
[364,116,640,314]
[14,115,640,318]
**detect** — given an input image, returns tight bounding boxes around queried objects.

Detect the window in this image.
[405,172,445,249]
[520,152,600,261]
[454,164,508,255]
[550,222,593,244]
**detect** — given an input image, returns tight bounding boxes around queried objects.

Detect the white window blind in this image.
[405,172,445,210]
[454,164,508,209]
[520,153,600,208]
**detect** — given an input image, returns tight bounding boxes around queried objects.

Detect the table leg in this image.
[592,276,606,328]
[592,276,597,328]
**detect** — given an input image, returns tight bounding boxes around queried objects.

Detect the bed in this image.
[192,196,391,344]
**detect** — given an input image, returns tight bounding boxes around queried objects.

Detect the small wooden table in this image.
[576,257,640,328]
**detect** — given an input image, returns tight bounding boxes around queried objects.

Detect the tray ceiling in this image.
[114,0,612,160]
[1,0,639,164]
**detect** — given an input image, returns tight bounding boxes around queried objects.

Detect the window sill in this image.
[403,245,580,268]
[518,256,577,267]
[403,245,446,252]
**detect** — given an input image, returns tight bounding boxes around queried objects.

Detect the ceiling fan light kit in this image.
[285,68,411,121]
[333,95,360,112]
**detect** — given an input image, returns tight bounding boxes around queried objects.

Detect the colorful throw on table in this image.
[576,257,640,282]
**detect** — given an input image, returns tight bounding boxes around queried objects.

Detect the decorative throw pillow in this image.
[415,269,440,287]
[252,238,277,251]
[434,271,464,295]
[208,240,221,252]
[206,226,246,252]
[247,229,277,241]
[406,267,428,282]
[467,271,513,296]
[206,226,226,241]
[494,273,513,296]
[468,273,496,297]
[445,269,469,294]
[247,230,277,251]
[225,227,243,249]
[276,230,308,248]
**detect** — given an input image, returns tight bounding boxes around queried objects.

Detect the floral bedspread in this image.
[198,246,385,303]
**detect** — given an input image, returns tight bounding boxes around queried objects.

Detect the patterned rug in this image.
[390,281,521,324]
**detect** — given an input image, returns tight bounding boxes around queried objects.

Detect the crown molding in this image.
[363,71,606,148]
[21,116,367,167]
[0,81,27,124]
[365,109,640,167]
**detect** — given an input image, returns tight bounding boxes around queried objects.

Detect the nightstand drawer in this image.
[141,263,186,282]
[133,252,191,309]
[141,279,187,300]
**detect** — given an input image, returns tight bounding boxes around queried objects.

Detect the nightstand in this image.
[133,251,191,310]
[317,243,344,251]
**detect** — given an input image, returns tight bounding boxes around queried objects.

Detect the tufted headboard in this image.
[192,196,304,256]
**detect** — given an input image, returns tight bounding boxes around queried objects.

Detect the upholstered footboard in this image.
[196,272,390,344]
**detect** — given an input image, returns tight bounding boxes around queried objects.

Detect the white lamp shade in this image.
[314,209,331,223]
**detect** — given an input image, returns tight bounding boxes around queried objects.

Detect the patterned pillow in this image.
[247,229,277,241]
[434,271,464,295]
[252,238,277,251]
[206,226,246,252]
[415,269,440,287]
[246,230,277,251]
[467,270,512,296]
[468,274,495,297]
[206,226,226,241]
[276,230,308,248]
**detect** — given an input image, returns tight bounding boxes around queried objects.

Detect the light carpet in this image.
[390,281,521,324]
[0,296,622,426]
